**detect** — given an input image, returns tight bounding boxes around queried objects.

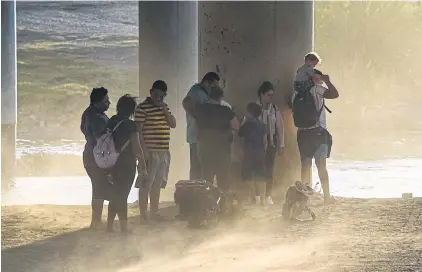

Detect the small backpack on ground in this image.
[292,86,325,129]
[93,120,130,169]
[174,180,222,229]
[282,181,316,221]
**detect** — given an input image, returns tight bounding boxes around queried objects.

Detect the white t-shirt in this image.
[292,85,328,129]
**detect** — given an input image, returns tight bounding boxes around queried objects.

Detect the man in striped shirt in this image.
[135,80,176,222]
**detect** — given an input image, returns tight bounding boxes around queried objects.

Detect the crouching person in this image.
[135,80,176,222]
[239,103,268,205]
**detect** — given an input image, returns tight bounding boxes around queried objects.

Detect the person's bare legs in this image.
[85,165,105,229]
[247,181,256,205]
[138,187,149,221]
[301,158,313,187]
[315,157,331,204]
[255,181,267,206]
[149,177,162,219]
[91,198,104,229]
[315,144,331,204]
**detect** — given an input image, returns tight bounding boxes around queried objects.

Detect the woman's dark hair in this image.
[116,94,137,117]
[90,87,108,105]
[246,102,262,118]
[257,81,275,97]
[208,86,224,100]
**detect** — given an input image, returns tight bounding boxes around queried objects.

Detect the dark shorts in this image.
[111,161,136,201]
[198,143,231,191]
[297,127,332,162]
[241,150,266,182]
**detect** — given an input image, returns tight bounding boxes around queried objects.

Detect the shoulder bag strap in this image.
[112,119,131,153]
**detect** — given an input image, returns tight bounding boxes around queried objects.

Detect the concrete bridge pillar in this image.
[138,1,198,182]
[1,1,17,187]
[198,1,314,192]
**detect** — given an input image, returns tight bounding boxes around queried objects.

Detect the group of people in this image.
[183,74,285,205]
[80,52,339,232]
[81,80,175,232]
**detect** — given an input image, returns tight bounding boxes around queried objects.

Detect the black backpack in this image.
[292,88,326,129]
[174,180,222,228]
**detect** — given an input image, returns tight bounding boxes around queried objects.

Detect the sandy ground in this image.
[2,198,422,272]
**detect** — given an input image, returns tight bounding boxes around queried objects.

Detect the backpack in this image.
[292,86,325,129]
[174,180,222,228]
[93,120,130,169]
[282,181,316,221]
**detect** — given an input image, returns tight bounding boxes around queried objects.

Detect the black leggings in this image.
[263,144,277,197]
[199,144,231,192]
[190,143,202,180]
[107,165,136,222]
[108,198,129,221]
[254,144,277,197]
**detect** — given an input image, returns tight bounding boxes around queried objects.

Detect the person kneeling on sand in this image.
[239,102,268,206]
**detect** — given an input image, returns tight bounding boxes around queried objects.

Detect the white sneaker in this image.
[266,196,274,205]
[255,196,261,205]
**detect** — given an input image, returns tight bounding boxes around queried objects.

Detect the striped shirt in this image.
[135,97,171,151]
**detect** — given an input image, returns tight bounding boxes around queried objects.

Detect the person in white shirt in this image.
[292,69,339,204]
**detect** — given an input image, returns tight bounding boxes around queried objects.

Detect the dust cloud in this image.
[315,1,422,160]
[118,218,338,272]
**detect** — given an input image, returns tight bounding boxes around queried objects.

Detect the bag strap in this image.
[324,104,332,114]
[312,86,332,115]
[111,119,130,153]
[112,119,126,133]
[120,139,130,153]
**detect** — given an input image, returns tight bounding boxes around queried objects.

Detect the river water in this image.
[2,140,422,206]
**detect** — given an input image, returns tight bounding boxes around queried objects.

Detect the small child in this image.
[294,52,321,93]
[238,102,268,205]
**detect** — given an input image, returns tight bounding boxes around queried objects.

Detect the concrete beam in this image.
[1,1,17,187]
[138,1,198,183]
[199,1,314,191]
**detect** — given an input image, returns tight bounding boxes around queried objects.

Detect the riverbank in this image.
[2,198,421,272]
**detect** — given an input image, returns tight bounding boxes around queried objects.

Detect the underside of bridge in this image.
[1,1,313,191]
[139,1,314,191]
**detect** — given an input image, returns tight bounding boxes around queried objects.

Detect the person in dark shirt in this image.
[193,86,239,192]
[80,87,110,229]
[238,102,268,205]
[106,94,148,233]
